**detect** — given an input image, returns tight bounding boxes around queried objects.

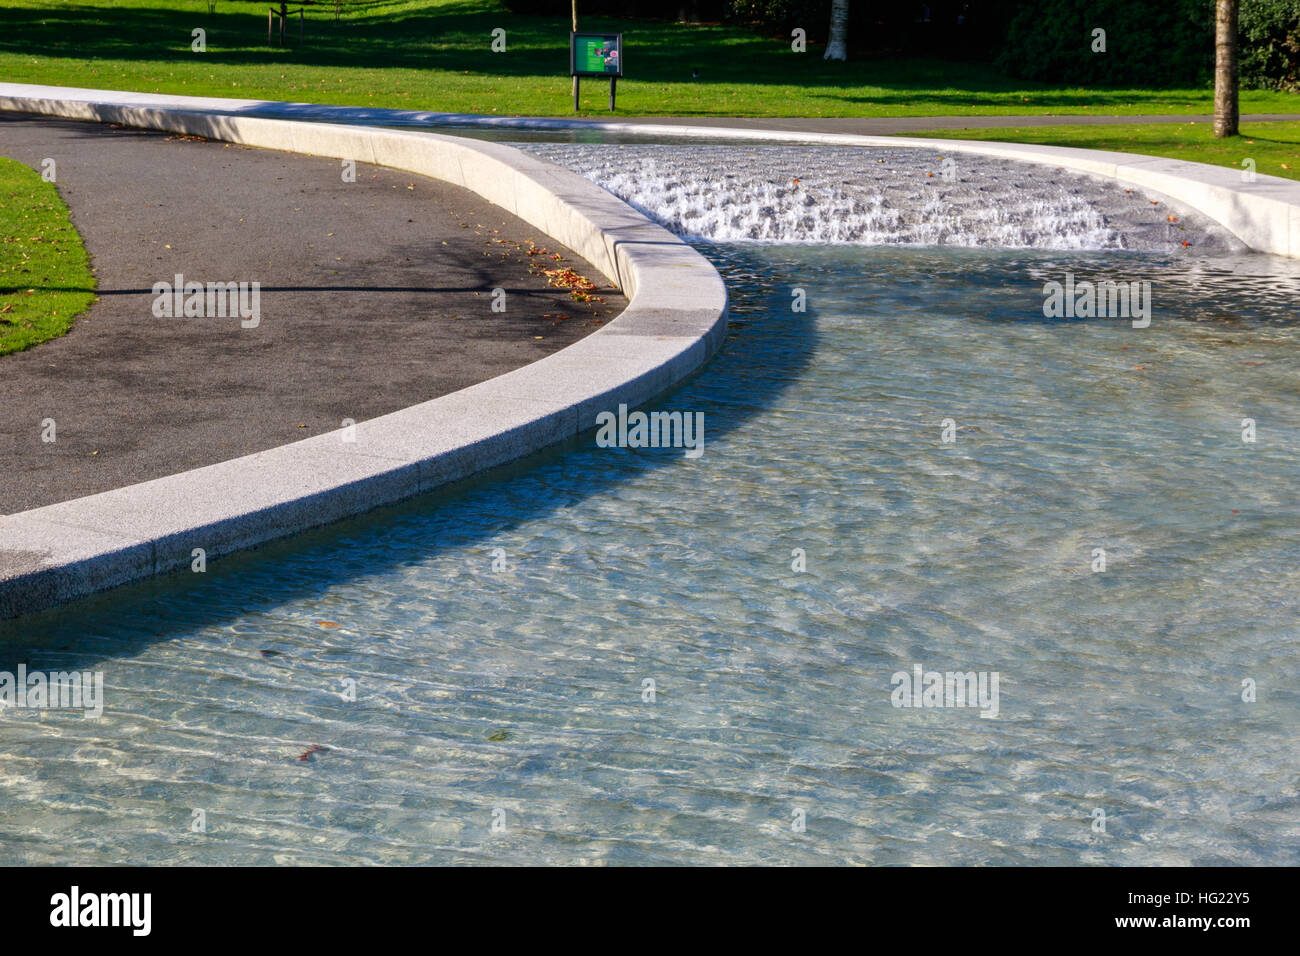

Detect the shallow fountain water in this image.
[1,233,1295,864]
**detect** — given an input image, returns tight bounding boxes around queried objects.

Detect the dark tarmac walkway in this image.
[0,113,622,515]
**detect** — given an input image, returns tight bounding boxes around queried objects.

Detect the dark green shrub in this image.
[1241,0,1300,90]
[996,0,1212,87]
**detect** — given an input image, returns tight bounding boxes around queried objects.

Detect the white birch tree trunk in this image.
[824,0,849,61]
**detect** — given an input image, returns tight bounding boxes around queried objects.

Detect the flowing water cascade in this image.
[520,143,1247,253]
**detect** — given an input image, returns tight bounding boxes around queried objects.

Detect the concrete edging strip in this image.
[4,85,1298,619]
[3,83,1298,256]
[0,91,728,619]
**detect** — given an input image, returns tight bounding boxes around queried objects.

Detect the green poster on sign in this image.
[570,33,622,77]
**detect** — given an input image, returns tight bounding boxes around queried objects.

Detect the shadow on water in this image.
[0,242,819,668]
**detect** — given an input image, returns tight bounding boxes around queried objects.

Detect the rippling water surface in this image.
[2,240,1296,865]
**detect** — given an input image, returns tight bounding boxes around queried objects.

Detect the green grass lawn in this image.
[910,120,1300,183]
[0,155,95,355]
[2,0,1299,118]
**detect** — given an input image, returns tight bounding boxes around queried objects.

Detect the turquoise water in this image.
[2,245,1297,865]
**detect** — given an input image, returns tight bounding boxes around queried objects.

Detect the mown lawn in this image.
[910,120,1300,183]
[0,155,95,355]
[1,0,1298,118]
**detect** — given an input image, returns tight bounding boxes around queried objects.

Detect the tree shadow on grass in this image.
[0,2,1073,92]
[1236,129,1300,147]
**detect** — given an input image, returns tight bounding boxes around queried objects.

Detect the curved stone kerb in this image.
[0,97,728,619]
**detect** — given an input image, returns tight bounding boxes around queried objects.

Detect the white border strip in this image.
[4,85,1299,619]
[0,92,728,619]
[4,83,1298,255]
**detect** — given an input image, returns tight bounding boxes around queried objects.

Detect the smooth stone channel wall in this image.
[4,84,1298,619]
[0,93,728,619]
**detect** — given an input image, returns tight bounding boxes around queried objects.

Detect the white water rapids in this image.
[520,143,1246,253]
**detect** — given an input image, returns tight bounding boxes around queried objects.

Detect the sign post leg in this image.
[574,76,580,112]
[609,76,616,111]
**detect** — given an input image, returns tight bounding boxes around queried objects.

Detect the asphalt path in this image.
[0,113,623,515]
